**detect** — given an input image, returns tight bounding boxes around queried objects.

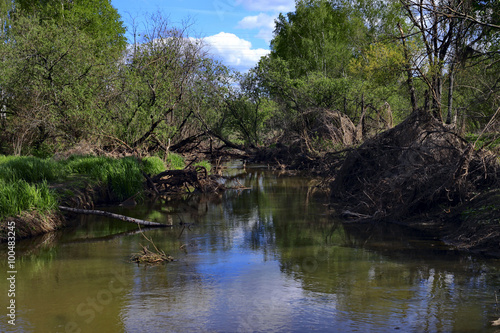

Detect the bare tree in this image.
[399,0,499,122]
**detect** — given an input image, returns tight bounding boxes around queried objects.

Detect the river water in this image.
[1,163,500,333]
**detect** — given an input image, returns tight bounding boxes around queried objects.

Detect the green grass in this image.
[165,152,185,170]
[0,153,215,220]
[141,156,166,175]
[0,154,168,219]
[0,179,57,218]
[466,133,500,150]
[193,160,212,174]
[62,155,163,201]
[0,155,65,182]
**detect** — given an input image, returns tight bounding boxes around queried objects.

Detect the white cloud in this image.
[237,13,275,30]
[235,0,295,12]
[204,32,270,72]
[237,13,276,44]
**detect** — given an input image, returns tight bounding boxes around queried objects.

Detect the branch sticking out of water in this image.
[130,244,174,264]
[130,224,174,264]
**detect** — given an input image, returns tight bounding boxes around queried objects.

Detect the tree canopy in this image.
[0,0,498,157]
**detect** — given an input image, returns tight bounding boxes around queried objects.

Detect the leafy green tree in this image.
[14,0,126,57]
[251,0,409,149]
[0,1,126,155]
[223,71,275,147]
[101,14,234,154]
[271,0,356,78]
[0,15,116,154]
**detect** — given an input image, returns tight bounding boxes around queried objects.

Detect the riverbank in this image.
[0,154,213,241]
[249,142,500,257]
[1,147,499,258]
[442,189,500,257]
[364,189,500,257]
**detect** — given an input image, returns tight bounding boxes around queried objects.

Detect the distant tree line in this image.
[0,0,498,157]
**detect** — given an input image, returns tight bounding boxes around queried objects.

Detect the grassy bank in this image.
[0,153,200,223]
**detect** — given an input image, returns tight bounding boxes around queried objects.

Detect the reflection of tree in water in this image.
[273,218,500,332]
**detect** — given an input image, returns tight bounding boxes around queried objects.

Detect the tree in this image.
[0,15,116,154]
[223,71,274,147]
[14,0,126,57]
[271,0,357,78]
[250,0,409,150]
[399,0,500,122]
[102,14,233,154]
[0,1,127,155]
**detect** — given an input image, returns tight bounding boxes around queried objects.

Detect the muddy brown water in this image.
[1,162,500,332]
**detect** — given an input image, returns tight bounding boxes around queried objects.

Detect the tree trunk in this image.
[397,23,418,113]
[446,61,455,125]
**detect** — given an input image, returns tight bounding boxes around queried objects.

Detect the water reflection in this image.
[0,164,499,333]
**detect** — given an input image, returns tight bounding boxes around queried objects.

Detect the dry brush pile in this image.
[331,110,500,221]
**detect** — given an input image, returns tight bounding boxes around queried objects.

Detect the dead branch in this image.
[58,206,171,227]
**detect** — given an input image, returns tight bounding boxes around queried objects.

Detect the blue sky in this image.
[111,0,296,72]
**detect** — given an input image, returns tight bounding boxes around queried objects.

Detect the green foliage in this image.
[465,133,500,151]
[0,0,498,157]
[0,154,170,219]
[141,156,166,176]
[0,156,66,182]
[193,160,212,174]
[165,153,185,170]
[224,71,276,146]
[0,155,60,219]
[62,156,145,200]
[349,42,405,84]
[253,0,410,145]
[0,13,122,153]
[102,15,233,152]
[14,0,126,56]
[0,179,57,219]
[271,0,357,78]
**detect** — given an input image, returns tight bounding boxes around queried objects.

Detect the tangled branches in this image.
[144,165,225,195]
[331,110,500,220]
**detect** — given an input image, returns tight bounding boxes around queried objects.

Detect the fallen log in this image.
[58,206,171,227]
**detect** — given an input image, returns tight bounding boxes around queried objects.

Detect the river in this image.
[1,163,499,332]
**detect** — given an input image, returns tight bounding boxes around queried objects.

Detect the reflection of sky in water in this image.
[1,166,499,333]
[118,205,500,333]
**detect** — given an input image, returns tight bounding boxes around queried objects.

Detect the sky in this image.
[111,0,296,72]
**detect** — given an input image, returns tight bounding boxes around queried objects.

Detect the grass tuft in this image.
[0,179,57,219]
[165,153,185,170]
[141,156,166,175]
